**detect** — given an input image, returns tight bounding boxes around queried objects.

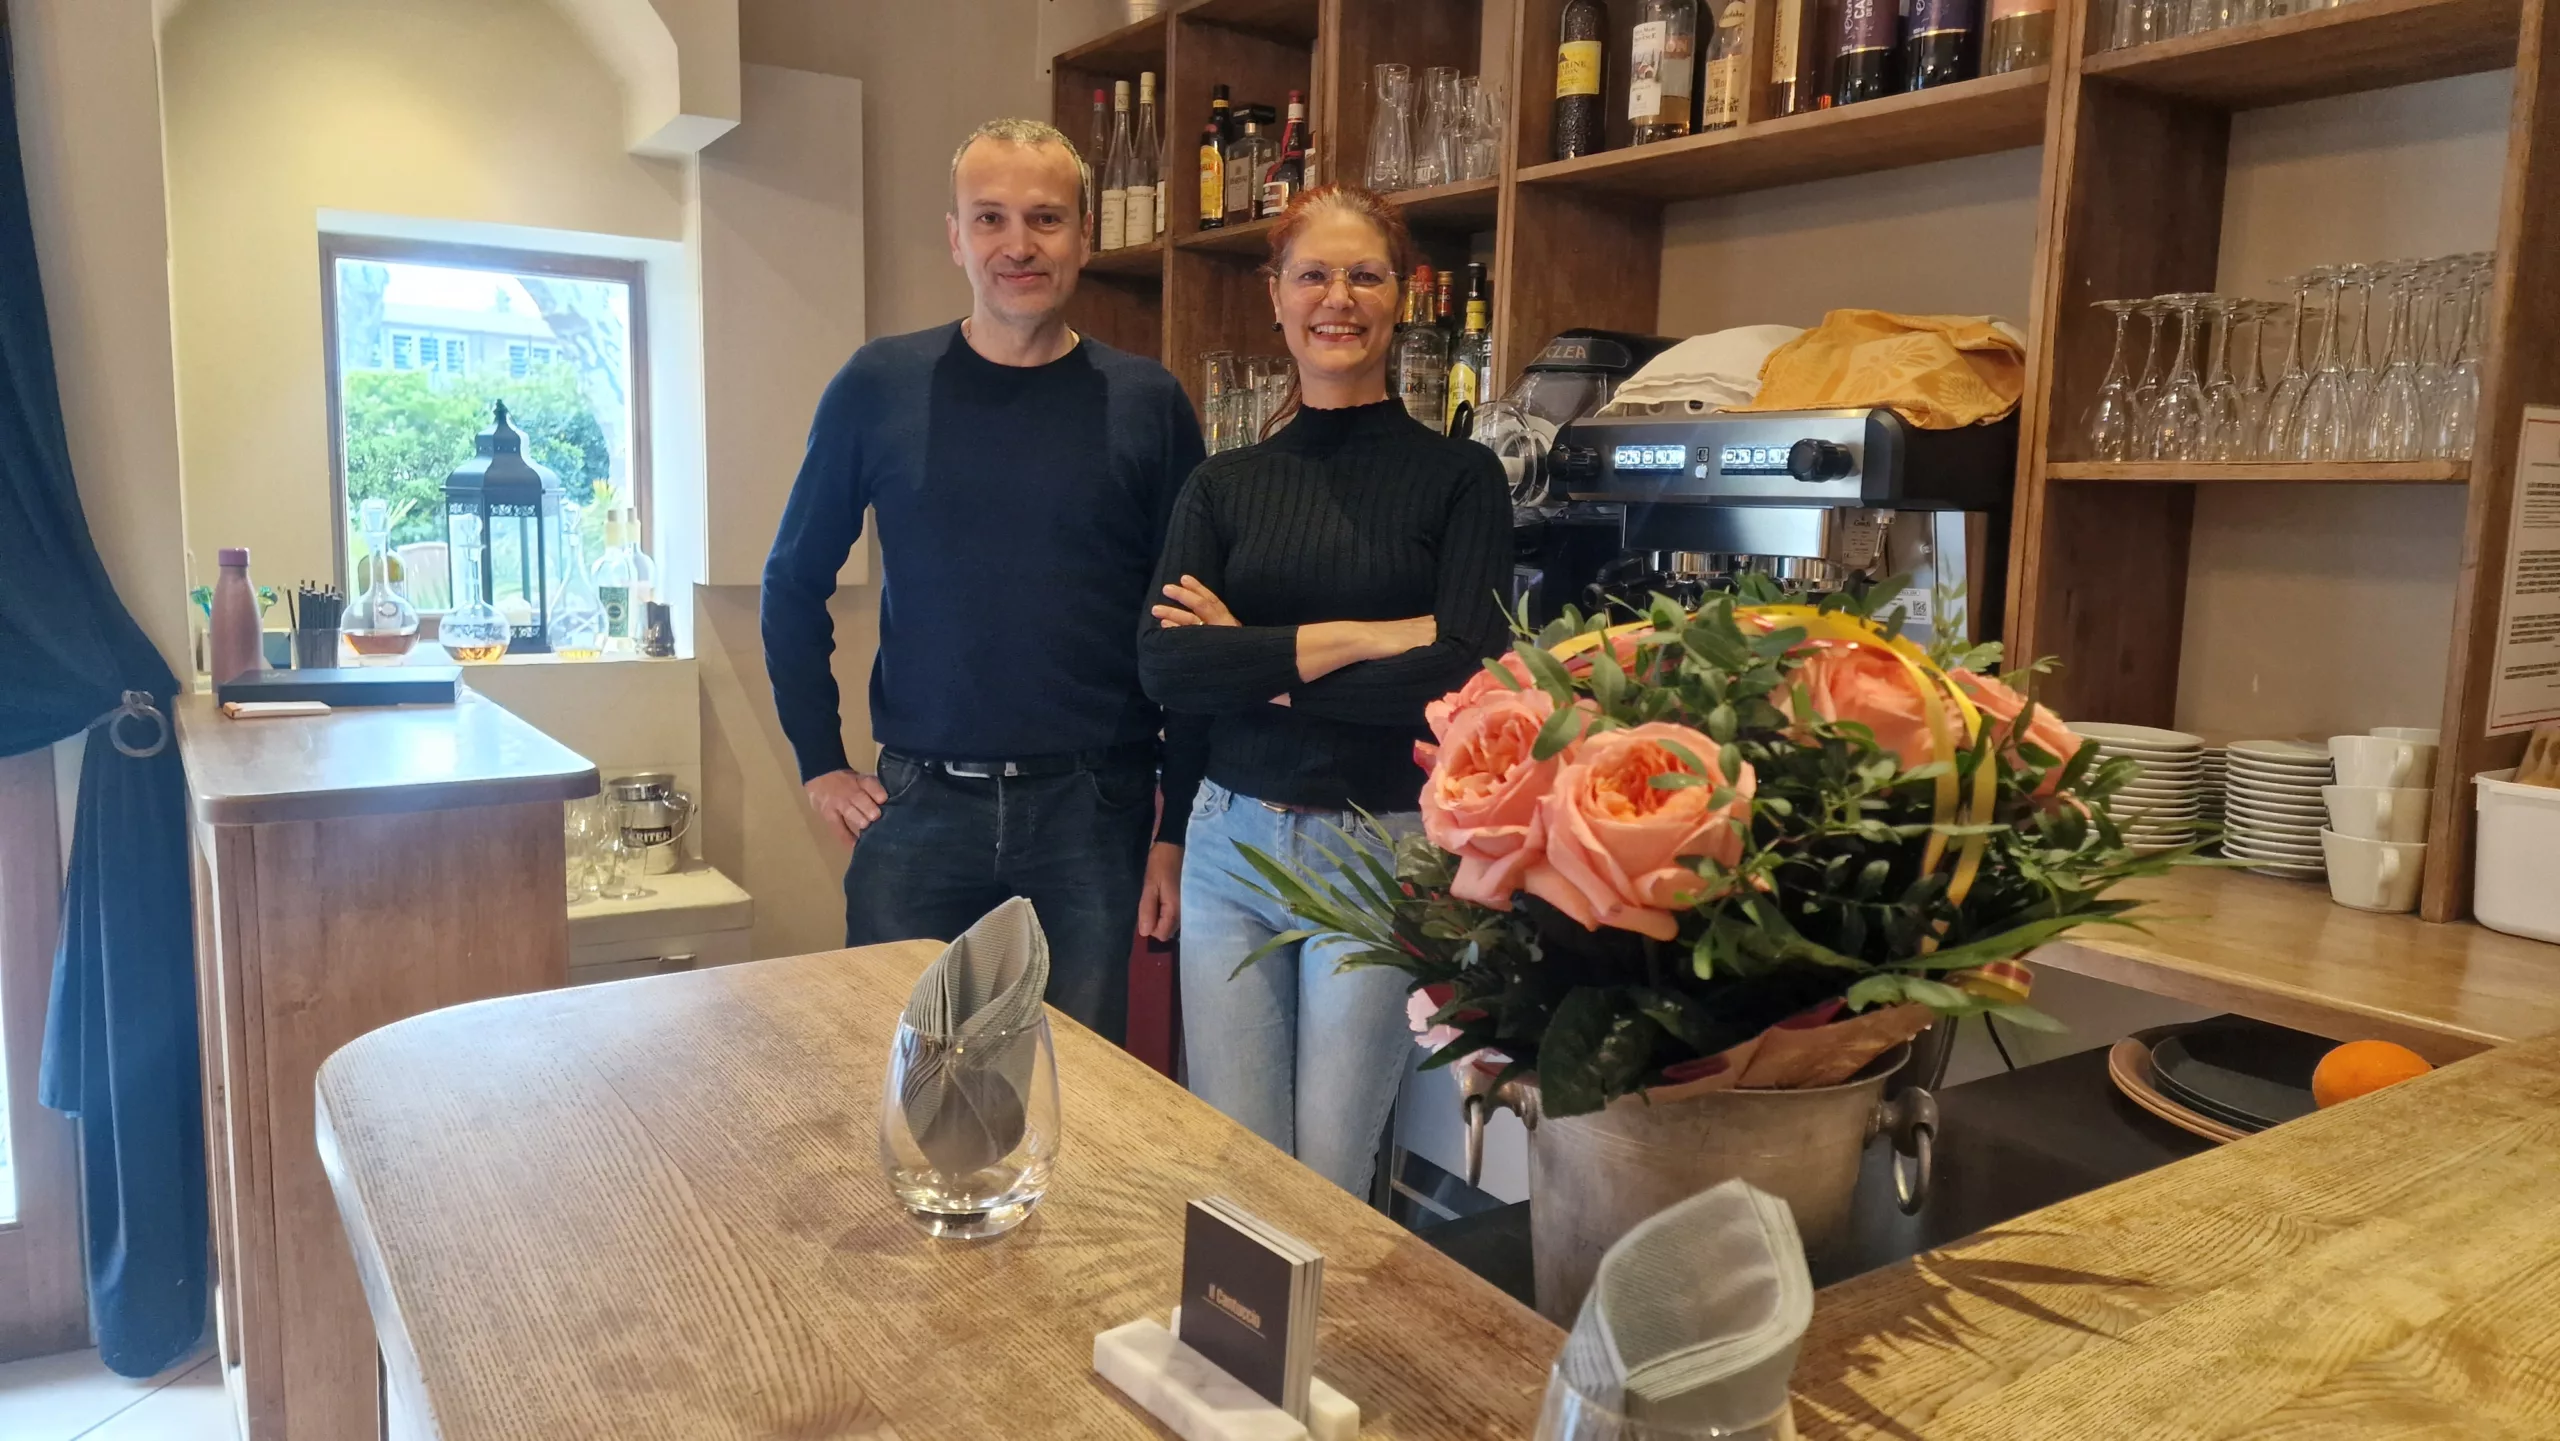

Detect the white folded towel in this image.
[1603,325,1807,415]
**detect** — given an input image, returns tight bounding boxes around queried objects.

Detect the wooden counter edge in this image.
[176,692,599,826]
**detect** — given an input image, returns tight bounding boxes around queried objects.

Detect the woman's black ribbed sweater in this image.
[1137,397,1514,813]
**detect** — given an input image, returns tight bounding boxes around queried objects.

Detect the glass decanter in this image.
[547,503,607,661]
[439,513,511,664]
[344,498,420,665]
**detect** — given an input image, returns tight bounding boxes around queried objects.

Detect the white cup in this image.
[2321,829,2425,913]
[2330,734,2436,790]
[2371,726,2441,745]
[2323,785,2431,843]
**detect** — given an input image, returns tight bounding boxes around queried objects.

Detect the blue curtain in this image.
[0,21,208,1376]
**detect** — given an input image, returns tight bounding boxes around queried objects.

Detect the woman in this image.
[1138,187,1513,1196]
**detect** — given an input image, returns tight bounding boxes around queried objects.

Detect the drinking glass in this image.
[1467,79,1507,181]
[2410,258,2450,453]
[1201,350,1237,452]
[596,801,654,901]
[2233,299,2275,459]
[878,1013,1061,1239]
[1454,76,1488,181]
[2262,275,2313,460]
[2339,264,2379,451]
[1535,1375,1790,1441]
[2199,296,2245,460]
[2280,267,2348,461]
[2360,263,2423,461]
[563,795,608,903]
[2086,300,2140,461]
[1415,66,1461,188]
[2432,255,2485,461]
[2148,294,2210,461]
[2129,297,2168,454]
[1367,64,1413,192]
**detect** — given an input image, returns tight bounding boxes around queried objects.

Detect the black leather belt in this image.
[886,740,1156,781]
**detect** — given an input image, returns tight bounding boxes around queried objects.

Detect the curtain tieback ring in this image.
[89,691,170,759]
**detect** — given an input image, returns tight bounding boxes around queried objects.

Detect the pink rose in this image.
[1786,640,1935,769]
[1425,652,1536,741]
[1421,687,1564,909]
[1524,723,1754,941]
[1951,670,2084,793]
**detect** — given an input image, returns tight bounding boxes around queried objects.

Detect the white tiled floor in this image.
[0,1346,238,1441]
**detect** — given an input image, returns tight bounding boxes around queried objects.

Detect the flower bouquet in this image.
[1229,582,2195,1119]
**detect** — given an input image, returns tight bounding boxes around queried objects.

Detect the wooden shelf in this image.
[1383,176,1502,232]
[1178,0,1323,44]
[1176,213,1282,257]
[1515,68,2051,204]
[1084,239,1166,278]
[2034,865,2560,1064]
[2080,0,2523,110]
[1057,9,1169,73]
[2047,459,2469,483]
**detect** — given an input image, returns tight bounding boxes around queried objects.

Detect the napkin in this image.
[896,897,1051,1176]
[1549,1180,1813,1434]
[1732,308,2028,428]
[1600,325,1807,415]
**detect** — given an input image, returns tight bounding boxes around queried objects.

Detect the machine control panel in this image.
[1788,439,1857,483]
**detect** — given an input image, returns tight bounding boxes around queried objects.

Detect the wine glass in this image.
[1366,64,1413,192]
[2129,297,2169,455]
[2199,296,2246,460]
[2431,255,2486,461]
[2148,294,2210,461]
[2284,267,2349,461]
[2360,262,2423,461]
[2261,275,2314,460]
[2339,264,2380,453]
[2086,300,2140,461]
[2232,299,2276,459]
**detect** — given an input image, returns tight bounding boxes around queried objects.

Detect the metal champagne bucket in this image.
[1464,1043,1937,1324]
[604,772,696,875]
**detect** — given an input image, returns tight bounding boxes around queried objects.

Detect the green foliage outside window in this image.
[340,363,614,572]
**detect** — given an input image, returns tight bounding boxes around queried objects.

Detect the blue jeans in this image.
[1180,779,1420,1196]
[843,749,1155,1044]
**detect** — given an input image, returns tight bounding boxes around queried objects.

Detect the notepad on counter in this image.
[1177,1196,1324,1419]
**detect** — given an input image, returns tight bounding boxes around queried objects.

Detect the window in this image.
[321,235,650,606]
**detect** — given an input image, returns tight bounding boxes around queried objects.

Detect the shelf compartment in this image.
[1383,176,1502,233]
[1179,0,1323,45]
[1516,67,2050,204]
[2046,459,2468,483]
[1085,239,1167,278]
[2079,0,2522,111]
[1058,10,1170,73]
[1177,214,1283,257]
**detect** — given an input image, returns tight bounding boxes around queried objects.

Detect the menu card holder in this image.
[1091,1318,1358,1441]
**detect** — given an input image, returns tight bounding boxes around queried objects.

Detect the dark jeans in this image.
[843,749,1154,1044]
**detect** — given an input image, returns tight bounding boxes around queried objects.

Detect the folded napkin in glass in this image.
[896,896,1051,1176]
[1541,1180,1813,1440]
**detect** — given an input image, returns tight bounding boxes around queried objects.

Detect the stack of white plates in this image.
[2222,740,2335,879]
[2199,748,2229,825]
[2075,723,2206,853]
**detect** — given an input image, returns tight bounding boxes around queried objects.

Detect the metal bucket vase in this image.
[1463,1044,1937,1324]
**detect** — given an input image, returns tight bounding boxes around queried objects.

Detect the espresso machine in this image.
[1474,329,1683,627]
[1546,407,2018,650]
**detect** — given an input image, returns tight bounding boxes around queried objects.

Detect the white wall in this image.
[160,0,691,599]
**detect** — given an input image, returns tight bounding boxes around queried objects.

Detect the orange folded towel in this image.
[1733,308,2026,428]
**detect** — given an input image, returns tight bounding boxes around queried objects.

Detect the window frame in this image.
[319,233,653,607]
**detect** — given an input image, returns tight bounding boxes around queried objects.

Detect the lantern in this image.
[443,402,564,654]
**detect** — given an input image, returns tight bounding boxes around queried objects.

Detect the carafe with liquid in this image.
[440,512,511,664]
[344,498,420,665]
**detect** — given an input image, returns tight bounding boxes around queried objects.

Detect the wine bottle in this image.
[1831,0,1898,105]
[1128,72,1161,244]
[1261,91,1307,218]
[1100,80,1133,250]
[1085,88,1110,246]
[1199,86,1232,230]
[1983,0,2053,73]
[1701,0,1748,132]
[1445,263,1491,438]
[1553,0,1608,161]
[1630,0,1700,146]
[1770,0,1808,115]
[1904,0,1978,89]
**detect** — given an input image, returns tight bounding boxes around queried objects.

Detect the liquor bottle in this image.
[1904,0,1978,89]
[1437,270,1458,347]
[1629,0,1700,146]
[1226,107,1274,225]
[1397,274,1451,435]
[1260,91,1308,218]
[1553,0,1609,161]
[1701,0,1749,131]
[1100,80,1134,250]
[1983,0,2053,73]
[1199,86,1232,230]
[547,505,606,662]
[1770,0,1808,115]
[1128,72,1162,244]
[1831,0,1898,105]
[344,497,420,664]
[1445,264,1491,438]
[1085,89,1110,246]
[590,507,656,655]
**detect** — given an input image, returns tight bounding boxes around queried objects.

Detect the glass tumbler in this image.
[878,1014,1062,1239]
[1535,1372,1792,1441]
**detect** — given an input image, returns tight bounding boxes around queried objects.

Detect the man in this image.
[763,118,1205,1044]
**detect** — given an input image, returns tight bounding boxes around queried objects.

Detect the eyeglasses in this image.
[1281,264,1397,296]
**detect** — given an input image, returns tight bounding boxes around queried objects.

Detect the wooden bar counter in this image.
[181,692,595,1441]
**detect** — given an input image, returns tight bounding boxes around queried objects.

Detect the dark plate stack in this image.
[2107,1017,2329,1144]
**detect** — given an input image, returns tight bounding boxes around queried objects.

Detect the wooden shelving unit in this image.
[2045,459,2470,483]
[1052,0,2553,924]
[1084,238,1167,277]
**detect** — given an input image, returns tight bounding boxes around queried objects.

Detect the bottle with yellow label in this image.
[1199,86,1230,231]
[1554,0,1608,161]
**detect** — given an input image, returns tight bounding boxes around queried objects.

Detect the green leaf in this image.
[1707,703,1738,743]
[1533,703,1589,761]
[1536,988,1621,1118]
[1844,974,1908,1010]
[1989,1003,2067,1034]
[1650,772,1710,790]
[1484,656,1524,690]
[1519,641,1580,705]
[1903,978,1969,1010]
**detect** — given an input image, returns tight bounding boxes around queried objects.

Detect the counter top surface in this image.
[1793,1022,2560,1438]
[2031,864,2560,1063]
[177,690,596,825]
[315,940,1562,1441]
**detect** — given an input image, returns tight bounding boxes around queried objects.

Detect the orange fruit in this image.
[2311,1040,2434,1109]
